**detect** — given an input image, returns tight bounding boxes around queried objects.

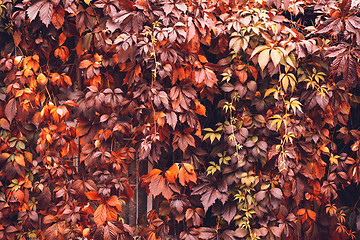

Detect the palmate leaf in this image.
[192,176,228,213]
[27,0,53,27]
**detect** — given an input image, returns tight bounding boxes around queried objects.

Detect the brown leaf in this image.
[43,215,57,225]
[51,6,64,29]
[270,188,283,199]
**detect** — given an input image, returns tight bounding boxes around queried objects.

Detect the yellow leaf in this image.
[329,154,339,165]
[258,49,270,71]
[264,88,277,98]
[281,75,289,91]
[250,45,269,58]
[270,49,282,67]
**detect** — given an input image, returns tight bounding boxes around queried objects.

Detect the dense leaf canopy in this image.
[1,0,360,239]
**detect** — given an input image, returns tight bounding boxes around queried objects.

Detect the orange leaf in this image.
[13,190,24,204]
[178,163,197,186]
[79,60,93,69]
[198,54,208,63]
[24,151,33,163]
[37,73,48,85]
[59,33,66,46]
[106,195,122,211]
[85,191,101,201]
[82,228,90,237]
[157,117,165,127]
[64,100,79,107]
[94,204,107,226]
[165,170,177,184]
[62,74,72,87]
[140,169,162,184]
[248,65,258,80]
[15,154,25,167]
[297,208,306,216]
[106,206,118,221]
[76,120,92,138]
[195,100,206,116]
[135,64,141,77]
[307,209,316,221]
[0,118,10,130]
[165,163,179,183]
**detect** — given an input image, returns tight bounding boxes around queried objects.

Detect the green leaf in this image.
[16,141,25,150]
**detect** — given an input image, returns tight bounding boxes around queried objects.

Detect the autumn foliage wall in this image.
[0,0,360,239]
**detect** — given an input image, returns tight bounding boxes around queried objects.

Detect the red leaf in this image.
[6,226,18,233]
[222,202,237,224]
[5,98,17,123]
[162,182,173,200]
[166,111,177,130]
[197,227,216,239]
[270,226,281,238]
[178,135,189,152]
[148,175,165,197]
